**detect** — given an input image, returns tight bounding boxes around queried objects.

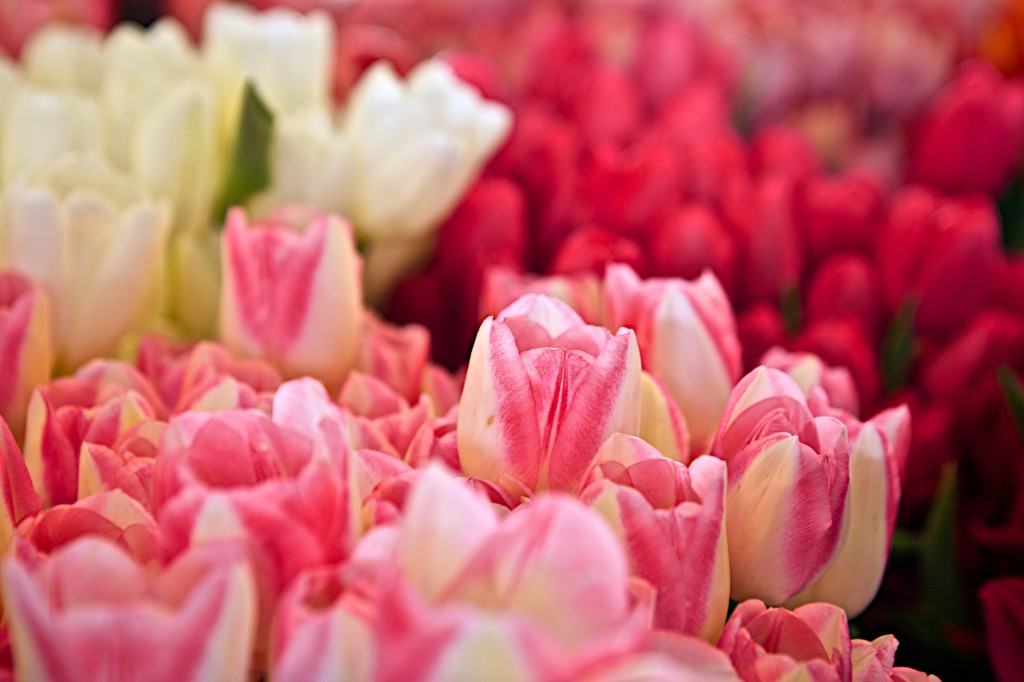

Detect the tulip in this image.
[135,336,281,415]
[878,187,1003,336]
[219,206,363,389]
[354,311,431,406]
[980,577,1024,682]
[604,264,741,452]
[760,348,859,417]
[99,19,222,237]
[458,294,642,497]
[718,600,937,682]
[23,366,162,507]
[341,59,511,300]
[0,155,170,370]
[712,367,850,604]
[0,272,53,437]
[17,489,159,563]
[0,83,104,187]
[582,437,729,641]
[19,24,102,91]
[202,3,334,122]
[908,60,1024,196]
[3,538,257,682]
[480,266,603,327]
[370,466,652,679]
[786,407,909,616]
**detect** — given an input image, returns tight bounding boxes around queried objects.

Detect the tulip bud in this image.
[712,367,851,604]
[604,264,741,452]
[0,155,170,370]
[3,538,257,682]
[582,439,729,641]
[909,60,1024,196]
[786,407,909,617]
[458,294,642,497]
[203,3,335,121]
[219,206,363,389]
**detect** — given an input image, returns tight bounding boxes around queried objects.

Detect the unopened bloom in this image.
[604,263,742,451]
[219,206,363,388]
[3,538,257,682]
[458,294,642,497]
[711,367,850,604]
[0,155,170,370]
[343,59,511,301]
[202,2,334,121]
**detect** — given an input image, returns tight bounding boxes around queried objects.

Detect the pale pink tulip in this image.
[481,265,604,325]
[363,467,653,680]
[0,273,52,439]
[339,371,436,464]
[458,294,642,497]
[581,436,729,641]
[16,489,158,564]
[354,311,431,405]
[22,368,163,508]
[711,367,851,604]
[760,347,860,417]
[3,538,256,682]
[219,207,363,390]
[718,600,936,682]
[787,406,909,616]
[604,264,741,452]
[136,336,282,414]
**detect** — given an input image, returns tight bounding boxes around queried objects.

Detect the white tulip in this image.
[342,59,512,243]
[21,26,103,93]
[202,3,335,123]
[0,155,170,369]
[100,19,222,236]
[248,107,352,220]
[1,84,104,186]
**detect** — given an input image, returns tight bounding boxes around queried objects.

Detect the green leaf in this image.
[998,177,1024,253]
[780,285,803,336]
[213,82,274,224]
[997,364,1024,440]
[919,463,969,627]
[880,299,918,395]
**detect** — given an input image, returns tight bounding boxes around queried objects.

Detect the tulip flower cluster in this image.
[0,280,936,680]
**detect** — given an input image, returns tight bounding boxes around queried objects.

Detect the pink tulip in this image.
[367,467,653,680]
[581,436,729,641]
[0,272,52,439]
[353,311,430,406]
[339,371,435,463]
[17,489,158,564]
[480,266,604,326]
[760,348,860,417]
[718,600,936,682]
[136,336,282,414]
[712,367,851,604]
[458,294,642,497]
[604,264,741,452]
[786,406,908,616]
[219,207,363,390]
[3,538,256,682]
[22,370,163,508]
